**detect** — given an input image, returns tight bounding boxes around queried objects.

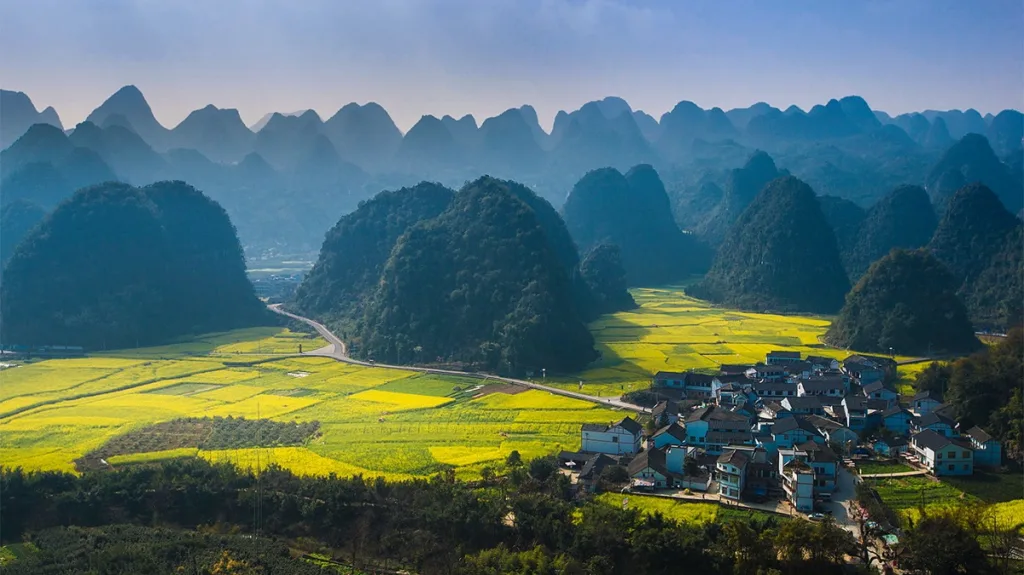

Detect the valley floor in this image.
[3,286,1017,528]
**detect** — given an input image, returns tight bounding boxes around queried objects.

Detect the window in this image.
[962,451,970,458]
[612,436,618,443]
[963,464,969,471]
[948,464,954,472]
[947,450,955,459]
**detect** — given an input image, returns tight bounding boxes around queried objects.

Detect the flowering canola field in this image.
[0,328,620,480]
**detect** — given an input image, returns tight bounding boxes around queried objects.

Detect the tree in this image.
[506,450,523,468]
[900,511,992,575]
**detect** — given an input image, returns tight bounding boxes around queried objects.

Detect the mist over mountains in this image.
[2,86,1021,258]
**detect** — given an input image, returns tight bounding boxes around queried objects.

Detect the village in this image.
[558,351,1003,529]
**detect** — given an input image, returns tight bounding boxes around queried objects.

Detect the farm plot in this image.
[551,287,845,396]
[0,326,623,480]
[595,493,781,525]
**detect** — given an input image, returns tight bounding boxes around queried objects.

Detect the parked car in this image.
[808,513,826,521]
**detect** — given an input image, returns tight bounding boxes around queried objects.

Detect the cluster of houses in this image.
[563,352,1002,513]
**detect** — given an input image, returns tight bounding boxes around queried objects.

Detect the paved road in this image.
[269,304,647,414]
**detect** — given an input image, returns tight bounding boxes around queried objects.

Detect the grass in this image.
[0,543,39,566]
[868,473,1024,527]
[595,492,782,525]
[944,471,1024,503]
[856,460,916,475]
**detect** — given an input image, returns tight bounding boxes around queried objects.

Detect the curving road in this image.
[269,304,647,414]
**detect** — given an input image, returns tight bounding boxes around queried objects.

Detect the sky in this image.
[1,0,1022,132]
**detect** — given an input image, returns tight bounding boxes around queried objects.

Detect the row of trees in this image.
[0,457,862,575]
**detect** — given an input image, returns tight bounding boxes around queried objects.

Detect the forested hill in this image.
[293,182,455,321]
[842,185,937,280]
[826,249,980,356]
[360,177,598,374]
[0,181,268,348]
[562,164,710,285]
[928,183,1024,330]
[689,175,850,314]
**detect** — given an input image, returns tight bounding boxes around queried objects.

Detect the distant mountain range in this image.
[2,85,1020,255]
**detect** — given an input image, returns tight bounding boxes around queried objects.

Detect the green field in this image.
[0,327,623,480]
[868,474,1024,528]
[547,287,922,396]
[856,460,916,475]
[595,492,783,525]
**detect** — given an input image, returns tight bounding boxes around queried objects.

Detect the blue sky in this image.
[1,0,1021,131]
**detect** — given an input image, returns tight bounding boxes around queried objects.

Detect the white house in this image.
[911,429,974,476]
[716,449,749,500]
[880,406,913,435]
[911,412,957,437]
[782,396,824,416]
[684,405,754,455]
[653,371,713,398]
[860,381,899,406]
[652,422,687,449]
[804,414,858,448]
[807,356,841,371]
[766,350,802,365]
[628,448,673,489]
[779,441,838,494]
[665,446,712,491]
[911,391,943,416]
[752,381,798,400]
[798,377,846,398]
[781,459,815,511]
[581,417,643,455]
[770,416,825,449]
[964,426,1001,468]
[652,399,681,426]
[747,364,787,381]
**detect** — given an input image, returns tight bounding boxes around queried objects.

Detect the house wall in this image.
[783,472,814,511]
[653,432,684,450]
[686,420,709,445]
[631,466,671,488]
[915,444,974,476]
[917,422,954,437]
[582,428,639,455]
[913,399,941,416]
[972,442,1001,467]
[822,426,858,447]
[882,413,911,435]
[717,462,746,500]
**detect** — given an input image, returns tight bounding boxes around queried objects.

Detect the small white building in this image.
[581,417,643,455]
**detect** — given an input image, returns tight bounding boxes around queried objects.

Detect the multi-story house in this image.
[910,429,973,476]
[716,449,749,500]
[581,417,643,455]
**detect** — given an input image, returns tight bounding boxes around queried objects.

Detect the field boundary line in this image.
[0,364,226,422]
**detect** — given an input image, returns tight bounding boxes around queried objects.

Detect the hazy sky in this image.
[2,0,1021,132]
